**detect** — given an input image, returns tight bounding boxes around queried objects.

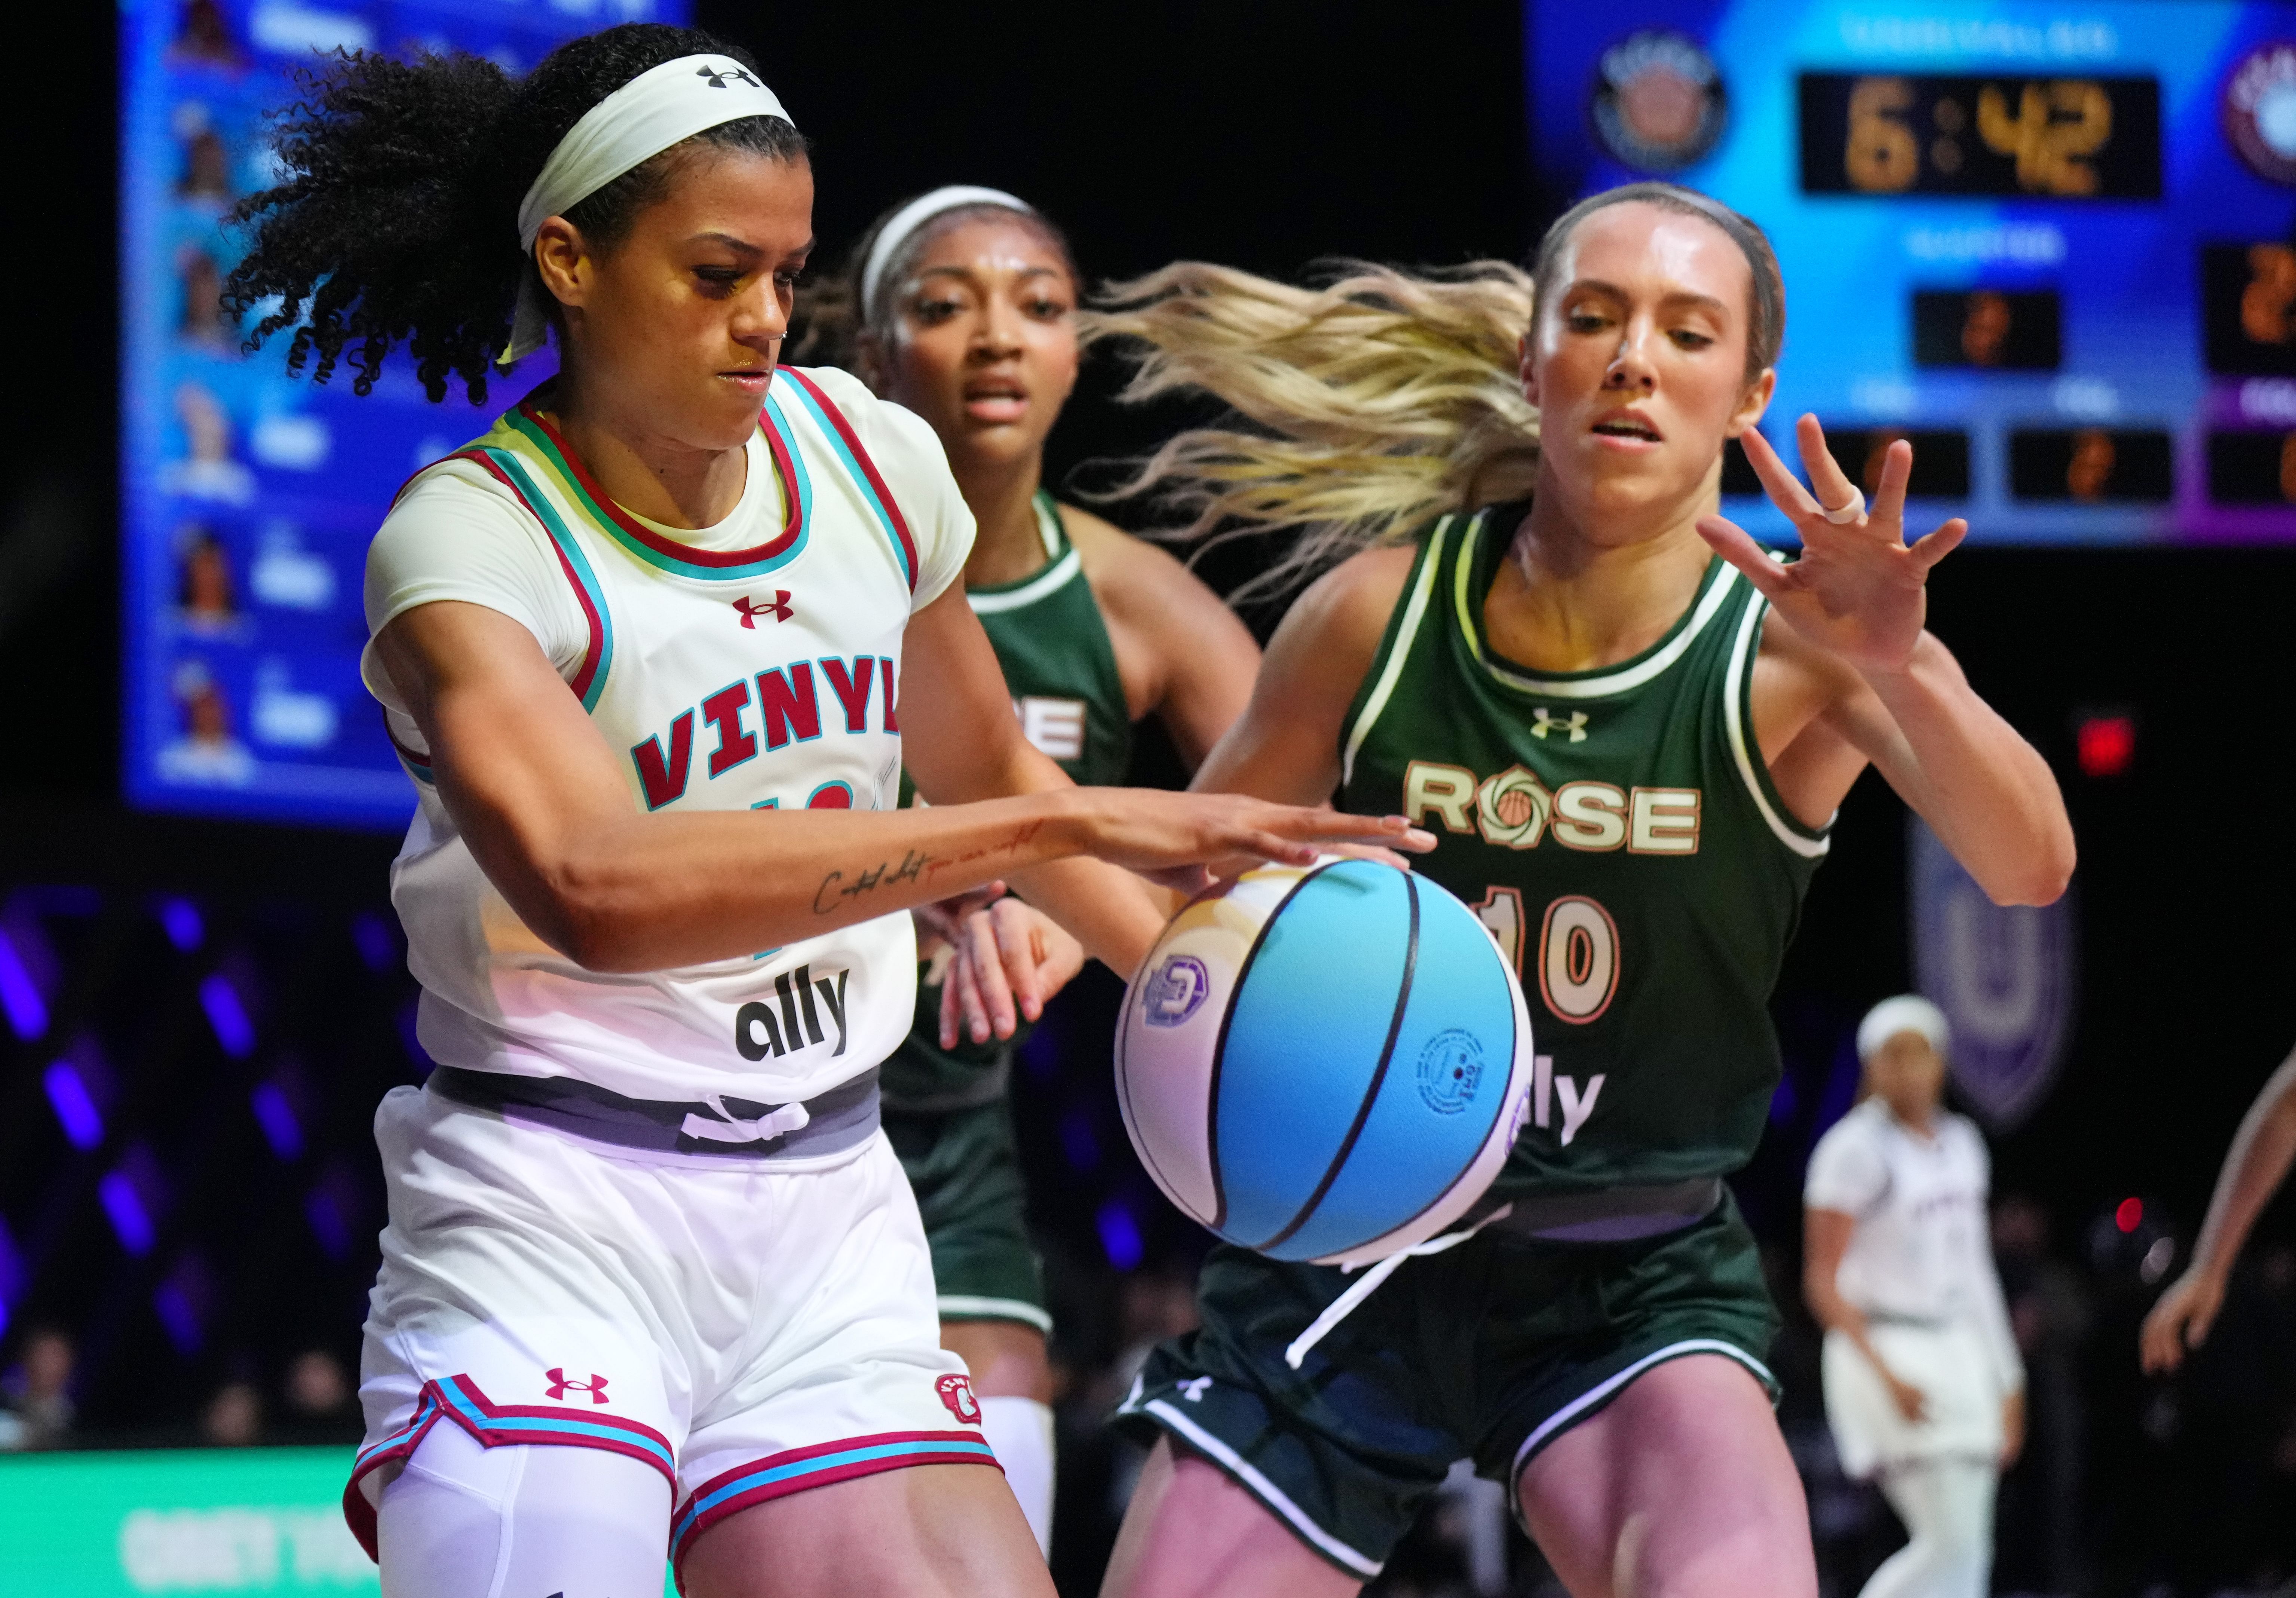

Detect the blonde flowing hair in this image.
[1082,260,1538,597]
[1082,182,1783,598]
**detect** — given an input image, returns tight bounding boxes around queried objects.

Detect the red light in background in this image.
[2115,1196,2144,1233]
[2078,714,2136,778]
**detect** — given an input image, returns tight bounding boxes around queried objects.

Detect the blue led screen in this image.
[121,0,688,829]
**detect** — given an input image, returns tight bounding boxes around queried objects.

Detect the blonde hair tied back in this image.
[1080,258,1539,599]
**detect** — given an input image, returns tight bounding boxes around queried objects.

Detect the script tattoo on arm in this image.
[812,849,932,916]
[920,822,1047,884]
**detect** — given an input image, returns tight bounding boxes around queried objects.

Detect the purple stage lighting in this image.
[43,1059,104,1151]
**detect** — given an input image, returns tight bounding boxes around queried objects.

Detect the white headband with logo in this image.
[859,185,1036,318]
[1855,994,1951,1064]
[501,54,794,366]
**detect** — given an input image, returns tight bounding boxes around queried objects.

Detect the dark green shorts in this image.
[883,1097,1050,1334]
[1113,1193,1779,1579]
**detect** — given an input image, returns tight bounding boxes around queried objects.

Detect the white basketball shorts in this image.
[345,1083,996,1577]
[1821,1321,2006,1480]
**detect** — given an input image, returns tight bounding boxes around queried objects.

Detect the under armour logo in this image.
[696,63,760,89]
[733,592,793,628]
[1531,708,1589,743]
[544,1369,610,1405]
[1177,1376,1213,1403]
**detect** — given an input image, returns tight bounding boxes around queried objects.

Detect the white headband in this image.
[1856,994,1951,1065]
[858,185,1036,319]
[501,54,794,366]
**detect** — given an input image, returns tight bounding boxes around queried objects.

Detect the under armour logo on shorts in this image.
[1178,1376,1213,1403]
[696,63,761,89]
[935,1373,983,1425]
[544,1368,610,1405]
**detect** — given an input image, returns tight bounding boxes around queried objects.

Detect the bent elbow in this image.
[1986,840,2076,908]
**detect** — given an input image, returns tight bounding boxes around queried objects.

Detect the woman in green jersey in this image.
[800,186,1262,1555]
[1094,184,2075,1597]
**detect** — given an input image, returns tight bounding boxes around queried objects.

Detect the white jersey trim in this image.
[1723,597,1832,859]
[1507,1337,1776,1496]
[1456,521,1742,700]
[1341,515,1453,788]
[1133,1396,1385,1576]
[967,547,1082,615]
[935,1295,1055,1333]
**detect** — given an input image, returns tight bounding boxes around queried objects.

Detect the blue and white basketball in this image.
[1115,857,1534,1268]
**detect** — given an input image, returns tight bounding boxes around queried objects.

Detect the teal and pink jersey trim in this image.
[668,1430,999,1577]
[777,367,920,592]
[340,1375,998,1583]
[341,1374,676,1560]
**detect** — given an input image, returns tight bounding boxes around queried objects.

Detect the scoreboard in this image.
[120,0,687,831]
[1527,1,2296,543]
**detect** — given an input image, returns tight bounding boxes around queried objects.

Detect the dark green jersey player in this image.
[884,491,1135,1339]
[809,186,1261,1555]
[1350,510,1828,1203]
[1099,185,2073,1594]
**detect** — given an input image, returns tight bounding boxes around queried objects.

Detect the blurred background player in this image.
[1087,183,2073,1597]
[2142,1048,2296,1372]
[1804,996,2024,1598]
[797,184,1261,1554]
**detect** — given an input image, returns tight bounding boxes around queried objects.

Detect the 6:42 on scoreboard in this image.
[1800,73,2164,197]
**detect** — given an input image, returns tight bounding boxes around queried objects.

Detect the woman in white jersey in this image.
[1804,996,2024,1598]
[796,185,1263,1555]
[224,26,1418,1598]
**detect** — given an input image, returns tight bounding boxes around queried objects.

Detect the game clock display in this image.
[1529,0,2296,543]
[120,0,689,830]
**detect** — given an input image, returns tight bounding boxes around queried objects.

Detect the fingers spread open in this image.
[1907,516,1968,572]
[1696,516,1792,598]
[1739,421,1822,522]
[1796,414,1861,520]
[1868,438,1914,531]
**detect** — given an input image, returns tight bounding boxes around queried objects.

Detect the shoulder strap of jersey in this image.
[1719,580,1830,859]
[1338,510,1466,788]
[968,496,1086,617]
[383,405,611,713]
[775,367,922,593]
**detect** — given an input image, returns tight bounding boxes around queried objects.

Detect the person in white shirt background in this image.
[1803,995,2025,1598]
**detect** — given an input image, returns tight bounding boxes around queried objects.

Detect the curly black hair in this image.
[225,24,805,404]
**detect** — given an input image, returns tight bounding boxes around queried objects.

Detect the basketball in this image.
[1115,857,1535,1267]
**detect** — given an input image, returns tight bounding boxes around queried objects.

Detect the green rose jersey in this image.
[1338,504,1829,1196]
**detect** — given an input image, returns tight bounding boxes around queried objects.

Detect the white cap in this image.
[1856,994,1950,1065]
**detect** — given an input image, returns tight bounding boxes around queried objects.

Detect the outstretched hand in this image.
[1696,415,1967,676]
[2140,1267,2227,1374]
[1082,790,1435,900]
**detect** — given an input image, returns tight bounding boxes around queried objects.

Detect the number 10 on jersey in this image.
[1474,887,1619,1024]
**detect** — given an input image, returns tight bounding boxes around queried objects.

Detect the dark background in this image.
[2,0,2293,1590]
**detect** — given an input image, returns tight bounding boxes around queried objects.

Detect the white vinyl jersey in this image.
[1805,1097,2023,1393]
[368,366,968,1106]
